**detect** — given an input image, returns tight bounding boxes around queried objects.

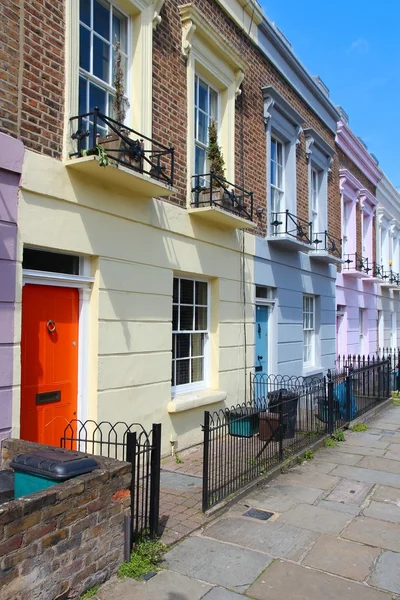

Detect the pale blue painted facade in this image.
[254,242,337,378]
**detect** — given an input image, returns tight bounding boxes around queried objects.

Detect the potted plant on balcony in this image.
[97,38,144,171]
[206,120,236,211]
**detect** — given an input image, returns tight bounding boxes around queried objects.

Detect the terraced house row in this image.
[1,0,399,453]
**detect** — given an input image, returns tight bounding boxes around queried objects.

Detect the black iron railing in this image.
[202,377,326,511]
[312,231,342,258]
[382,270,400,286]
[373,262,385,279]
[343,252,371,274]
[60,419,161,547]
[270,210,312,244]
[191,173,254,221]
[202,361,399,511]
[69,108,174,186]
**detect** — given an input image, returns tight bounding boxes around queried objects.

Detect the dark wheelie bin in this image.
[267,388,299,439]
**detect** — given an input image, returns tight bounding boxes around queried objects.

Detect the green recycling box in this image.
[10,448,98,498]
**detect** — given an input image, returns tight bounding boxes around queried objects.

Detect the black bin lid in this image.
[10,448,99,481]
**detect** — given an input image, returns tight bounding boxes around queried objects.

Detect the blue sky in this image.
[260,0,400,186]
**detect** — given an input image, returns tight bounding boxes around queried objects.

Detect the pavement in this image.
[93,401,400,600]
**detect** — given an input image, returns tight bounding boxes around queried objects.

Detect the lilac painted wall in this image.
[0,133,24,444]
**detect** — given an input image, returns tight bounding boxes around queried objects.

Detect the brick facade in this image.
[0,0,20,138]
[0,0,65,158]
[1,439,131,600]
[153,0,340,239]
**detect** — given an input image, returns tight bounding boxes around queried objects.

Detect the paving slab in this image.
[96,571,212,600]
[381,434,400,444]
[203,587,247,599]
[368,551,400,594]
[290,460,337,474]
[302,534,381,581]
[330,464,400,488]
[342,435,389,449]
[160,470,202,491]
[246,560,390,600]
[275,471,339,490]
[357,456,400,474]
[371,485,400,504]
[387,443,400,454]
[277,503,354,535]
[316,449,362,465]
[326,479,371,505]
[333,444,386,457]
[163,536,271,593]
[384,451,400,461]
[317,500,361,515]
[342,516,400,552]
[202,516,318,561]
[373,421,400,431]
[364,500,400,523]
[245,483,323,512]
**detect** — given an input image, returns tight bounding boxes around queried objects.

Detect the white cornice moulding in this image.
[339,168,362,201]
[179,3,246,72]
[336,119,382,186]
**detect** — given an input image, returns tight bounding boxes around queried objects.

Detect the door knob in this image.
[258,355,263,361]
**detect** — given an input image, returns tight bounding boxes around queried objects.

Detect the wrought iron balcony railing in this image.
[343,252,371,274]
[69,108,174,186]
[191,173,254,221]
[382,270,400,286]
[270,210,312,244]
[373,262,384,279]
[312,231,342,258]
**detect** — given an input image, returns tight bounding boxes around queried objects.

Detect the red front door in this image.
[21,284,79,447]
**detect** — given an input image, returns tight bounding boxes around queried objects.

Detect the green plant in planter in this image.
[207,119,225,179]
[113,37,130,126]
[80,145,109,167]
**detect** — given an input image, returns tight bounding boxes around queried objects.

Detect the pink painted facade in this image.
[0,133,24,443]
[335,118,382,358]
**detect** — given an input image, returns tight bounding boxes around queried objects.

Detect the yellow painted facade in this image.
[15,150,256,455]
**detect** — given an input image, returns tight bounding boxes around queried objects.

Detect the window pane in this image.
[198,80,208,112]
[112,10,127,52]
[180,306,194,330]
[180,279,194,304]
[197,111,208,145]
[176,334,190,359]
[79,25,91,71]
[93,35,110,83]
[191,333,204,357]
[172,335,176,359]
[176,360,190,385]
[210,89,218,120]
[172,305,178,330]
[277,163,283,189]
[80,0,91,26]
[191,357,203,383]
[277,141,283,165]
[89,82,107,114]
[94,0,110,40]
[79,76,88,114]
[195,146,206,176]
[171,360,175,386]
[271,139,276,163]
[195,307,207,330]
[173,278,179,303]
[195,281,207,305]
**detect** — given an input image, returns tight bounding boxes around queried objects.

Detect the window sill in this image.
[302,366,323,378]
[167,389,227,413]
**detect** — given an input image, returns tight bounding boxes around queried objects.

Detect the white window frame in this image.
[310,166,319,235]
[270,136,285,215]
[172,276,210,395]
[194,74,220,184]
[303,295,315,367]
[359,308,365,354]
[65,0,154,158]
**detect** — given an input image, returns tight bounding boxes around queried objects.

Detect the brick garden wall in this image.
[0,439,131,600]
[153,0,341,240]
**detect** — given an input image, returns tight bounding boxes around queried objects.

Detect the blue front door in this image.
[255,305,268,377]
